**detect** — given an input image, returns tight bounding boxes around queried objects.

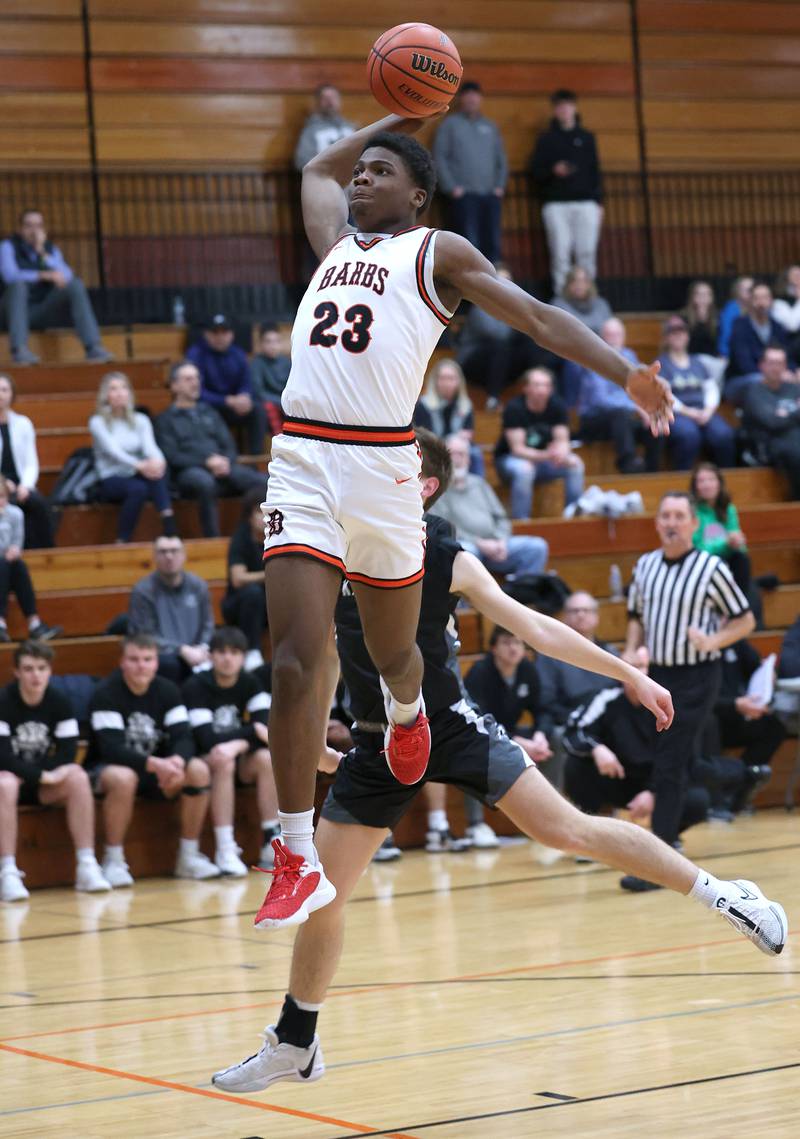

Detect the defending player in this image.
[260,112,675,928]
[214,431,786,1091]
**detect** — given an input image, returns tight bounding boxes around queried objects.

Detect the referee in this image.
[623,491,754,890]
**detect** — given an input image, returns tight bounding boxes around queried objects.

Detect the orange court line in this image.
[0,1042,420,1139]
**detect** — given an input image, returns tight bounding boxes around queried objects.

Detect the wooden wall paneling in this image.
[642,33,800,66]
[0,20,83,54]
[0,92,87,126]
[642,64,800,101]
[0,128,90,166]
[637,0,800,36]
[1,1,80,13]
[645,100,800,133]
[0,57,85,91]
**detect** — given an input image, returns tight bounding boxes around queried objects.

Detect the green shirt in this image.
[693,500,745,556]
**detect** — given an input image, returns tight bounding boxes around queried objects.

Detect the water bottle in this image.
[609,563,624,602]
[172,295,186,327]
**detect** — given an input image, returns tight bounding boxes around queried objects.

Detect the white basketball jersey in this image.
[282,226,453,427]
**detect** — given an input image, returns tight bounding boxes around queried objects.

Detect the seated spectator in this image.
[0,208,111,366]
[742,346,800,499]
[422,782,473,853]
[250,322,290,434]
[0,372,54,548]
[771,264,800,339]
[0,640,110,901]
[222,487,268,665]
[89,371,176,544]
[414,359,484,475]
[690,462,753,599]
[127,536,213,683]
[183,626,278,875]
[681,280,719,357]
[186,314,266,455]
[570,317,660,473]
[551,266,612,335]
[779,615,800,679]
[0,476,60,643]
[718,275,753,358]
[294,84,354,170]
[87,633,219,885]
[726,282,794,404]
[429,433,548,579]
[658,316,736,469]
[155,361,263,537]
[494,367,584,518]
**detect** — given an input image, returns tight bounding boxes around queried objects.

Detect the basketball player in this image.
[214,429,785,1091]
[260,112,675,928]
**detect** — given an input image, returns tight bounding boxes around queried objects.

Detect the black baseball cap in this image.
[207,313,232,330]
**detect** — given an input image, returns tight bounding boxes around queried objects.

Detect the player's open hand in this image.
[625,361,674,437]
[634,674,674,731]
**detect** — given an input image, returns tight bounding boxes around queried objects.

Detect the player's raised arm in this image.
[434,232,674,435]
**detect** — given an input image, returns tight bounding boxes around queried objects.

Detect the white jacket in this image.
[0,410,39,489]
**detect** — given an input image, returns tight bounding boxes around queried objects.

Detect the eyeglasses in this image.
[565,607,597,615]
[155,548,182,556]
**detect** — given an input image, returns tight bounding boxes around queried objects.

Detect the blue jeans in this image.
[2,277,101,353]
[448,193,502,264]
[495,454,585,519]
[670,413,736,470]
[461,535,549,577]
[96,473,172,541]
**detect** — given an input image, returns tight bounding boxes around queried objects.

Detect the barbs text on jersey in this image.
[316,261,390,296]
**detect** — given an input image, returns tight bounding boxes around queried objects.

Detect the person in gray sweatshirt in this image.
[551,266,613,335]
[293,86,354,170]
[0,476,60,642]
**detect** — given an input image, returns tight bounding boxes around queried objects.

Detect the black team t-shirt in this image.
[183,669,270,755]
[494,393,569,460]
[0,681,78,793]
[87,670,193,774]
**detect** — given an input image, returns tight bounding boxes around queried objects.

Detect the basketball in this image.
[368,23,463,118]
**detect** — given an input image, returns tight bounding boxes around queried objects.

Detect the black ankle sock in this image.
[275,993,318,1048]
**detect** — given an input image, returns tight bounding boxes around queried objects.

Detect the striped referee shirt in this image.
[627,547,749,667]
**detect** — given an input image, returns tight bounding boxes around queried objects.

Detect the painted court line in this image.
[0,1088,165,1118]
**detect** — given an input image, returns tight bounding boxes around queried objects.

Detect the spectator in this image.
[89,371,176,544]
[571,317,660,473]
[429,433,549,579]
[494,367,584,518]
[464,626,553,771]
[414,359,483,475]
[529,89,603,294]
[0,640,110,901]
[551,266,612,335]
[87,633,219,885]
[186,315,266,456]
[779,615,800,679]
[250,322,290,434]
[293,84,354,170]
[432,81,507,264]
[155,361,263,537]
[726,282,793,404]
[0,208,111,366]
[658,316,736,469]
[690,462,752,599]
[183,626,278,875]
[771,264,800,336]
[718,275,753,358]
[742,346,800,499]
[0,475,60,644]
[127,536,214,683]
[221,486,268,665]
[0,372,54,548]
[681,280,719,357]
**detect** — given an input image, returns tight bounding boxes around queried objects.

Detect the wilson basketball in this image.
[368,23,462,118]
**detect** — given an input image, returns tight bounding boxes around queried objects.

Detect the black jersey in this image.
[87,669,194,774]
[0,681,78,791]
[335,514,463,725]
[183,669,270,755]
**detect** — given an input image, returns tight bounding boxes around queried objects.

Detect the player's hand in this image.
[735,695,767,720]
[318,745,343,774]
[627,789,655,821]
[631,673,674,731]
[593,745,625,779]
[625,361,674,437]
[5,546,21,562]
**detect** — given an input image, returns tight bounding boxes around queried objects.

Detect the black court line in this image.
[3,838,797,945]
[324,1060,800,1137]
[535,1091,578,1101]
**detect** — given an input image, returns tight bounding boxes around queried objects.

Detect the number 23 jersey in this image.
[282,226,453,428]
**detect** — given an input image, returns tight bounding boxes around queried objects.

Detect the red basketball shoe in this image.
[384,711,431,785]
[253,840,336,930]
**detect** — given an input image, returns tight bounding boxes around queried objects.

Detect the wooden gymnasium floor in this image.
[1,813,799,1138]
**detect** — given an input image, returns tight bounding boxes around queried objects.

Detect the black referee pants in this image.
[648,660,721,846]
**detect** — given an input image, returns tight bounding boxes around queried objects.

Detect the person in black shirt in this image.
[183,626,275,876]
[214,430,785,1097]
[87,633,219,885]
[221,487,269,661]
[0,640,110,901]
[494,367,584,518]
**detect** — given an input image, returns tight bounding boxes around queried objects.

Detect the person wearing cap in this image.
[432,81,508,264]
[530,90,603,295]
[658,316,736,470]
[186,315,266,456]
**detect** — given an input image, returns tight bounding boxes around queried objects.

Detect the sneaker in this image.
[258,827,281,870]
[0,866,29,902]
[384,711,431,785]
[212,1026,324,1093]
[86,345,114,362]
[253,839,336,930]
[425,828,471,854]
[101,857,134,888]
[11,347,40,366]
[465,822,500,849]
[620,875,662,893]
[372,834,402,863]
[715,879,788,956]
[28,622,62,642]
[215,845,249,878]
[175,849,221,880]
[75,859,112,893]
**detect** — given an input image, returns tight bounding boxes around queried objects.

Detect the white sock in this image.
[76,847,96,864]
[0,855,17,871]
[214,825,235,850]
[262,817,279,833]
[428,809,448,832]
[180,837,199,857]
[292,995,322,1012]
[28,617,41,630]
[380,676,423,727]
[278,809,316,864]
[104,845,124,863]
[689,868,727,909]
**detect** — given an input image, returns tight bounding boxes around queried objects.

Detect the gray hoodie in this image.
[294,113,354,170]
[433,112,508,196]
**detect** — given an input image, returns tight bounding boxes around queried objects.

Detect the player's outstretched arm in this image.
[301,113,434,261]
[434,232,674,435]
[450,550,674,731]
